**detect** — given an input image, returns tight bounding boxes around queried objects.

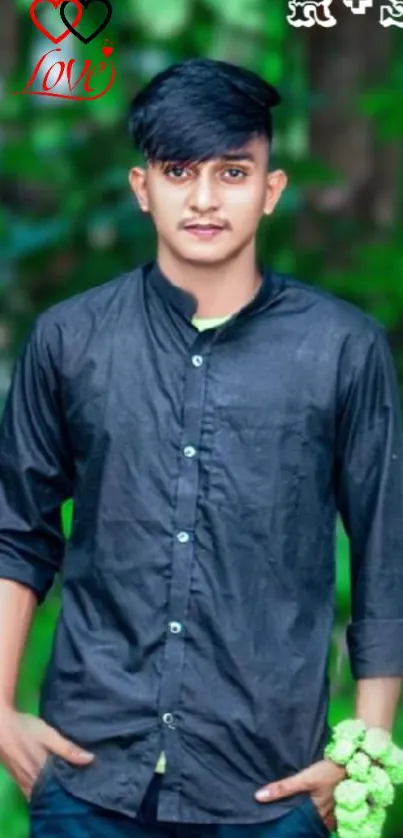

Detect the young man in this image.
[0,57,402,838]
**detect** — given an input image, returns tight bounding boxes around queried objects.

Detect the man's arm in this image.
[0,318,93,799]
[0,581,37,708]
[0,315,74,606]
[254,328,403,823]
[335,323,403,729]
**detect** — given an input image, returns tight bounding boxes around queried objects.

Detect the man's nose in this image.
[188,174,220,212]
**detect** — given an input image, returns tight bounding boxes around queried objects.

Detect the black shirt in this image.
[1,261,403,824]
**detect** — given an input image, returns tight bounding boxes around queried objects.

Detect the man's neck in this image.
[157,248,262,319]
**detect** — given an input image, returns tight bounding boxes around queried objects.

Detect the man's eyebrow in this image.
[159,153,256,169]
[221,153,256,162]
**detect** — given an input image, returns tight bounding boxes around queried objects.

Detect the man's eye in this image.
[165,166,188,179]
[224,168,247,179]
[164,166,248,180]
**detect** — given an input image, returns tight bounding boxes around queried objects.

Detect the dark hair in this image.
[128,57,281,165]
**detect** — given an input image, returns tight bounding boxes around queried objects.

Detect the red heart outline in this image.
[29,0,83,44]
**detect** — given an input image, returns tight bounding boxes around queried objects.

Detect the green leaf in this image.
[358,88,403,139]
[0,218,71,261]
[203,0,265,29]
[131,0,191,38]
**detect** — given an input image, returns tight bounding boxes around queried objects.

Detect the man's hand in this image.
[0,705,95,801]
[254,759,346,832]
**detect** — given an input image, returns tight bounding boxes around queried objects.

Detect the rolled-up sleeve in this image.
[335,324,403,679]
[0,316,74,605]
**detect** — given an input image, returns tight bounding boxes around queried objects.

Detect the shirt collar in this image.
[143,259,275,321]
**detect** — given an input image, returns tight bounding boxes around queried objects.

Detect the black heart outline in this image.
[59,0,112,44]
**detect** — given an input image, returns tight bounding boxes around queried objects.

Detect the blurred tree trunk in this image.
[0,0,17,78]
[294,0,400,274]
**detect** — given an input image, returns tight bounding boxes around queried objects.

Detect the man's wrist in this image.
[0,702,17,720]
[354,677,402,733]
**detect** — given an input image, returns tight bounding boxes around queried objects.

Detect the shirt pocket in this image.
[207,406,306,516]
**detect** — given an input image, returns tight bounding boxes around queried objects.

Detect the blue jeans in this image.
[29,768,330,838]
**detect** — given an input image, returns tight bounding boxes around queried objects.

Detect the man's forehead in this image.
[205,138,266,163]
[220,150,256,162]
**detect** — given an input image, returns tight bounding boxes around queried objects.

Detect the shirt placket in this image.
[156,335,214,822]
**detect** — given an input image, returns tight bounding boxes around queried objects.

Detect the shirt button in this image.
[169,621,183,634]
[177,531,189,543]
[184,445,196,458]
[162,712,174,725]
[192,355,203,367]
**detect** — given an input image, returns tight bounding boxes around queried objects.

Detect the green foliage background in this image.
[0,0,403,834]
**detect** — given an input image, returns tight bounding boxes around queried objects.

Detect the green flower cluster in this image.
[324,721,403,838]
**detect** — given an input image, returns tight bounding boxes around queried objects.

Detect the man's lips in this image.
[183,222,226,239]
[184,223,224,229]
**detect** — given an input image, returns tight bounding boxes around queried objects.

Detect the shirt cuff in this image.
[0,555,55,605]
[346,619,403,679]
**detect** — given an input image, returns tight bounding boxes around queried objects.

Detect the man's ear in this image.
[128,167,149,212]
[263,169,288,217]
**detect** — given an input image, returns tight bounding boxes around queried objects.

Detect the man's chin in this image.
[177,242,233,266]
